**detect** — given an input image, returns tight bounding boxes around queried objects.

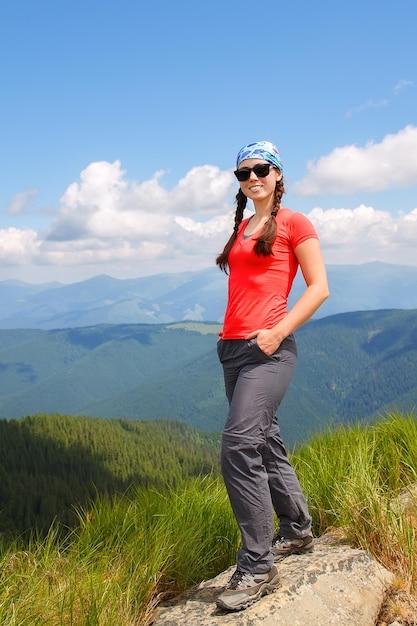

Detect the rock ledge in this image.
[152,533,393,625]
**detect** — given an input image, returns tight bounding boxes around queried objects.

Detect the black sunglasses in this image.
[234,163,274,182]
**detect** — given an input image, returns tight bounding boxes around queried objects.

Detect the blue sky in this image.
[1,0,416,283]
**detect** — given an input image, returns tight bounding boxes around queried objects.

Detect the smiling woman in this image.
[215,140,329,612]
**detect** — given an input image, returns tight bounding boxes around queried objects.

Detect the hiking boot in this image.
[272,533,314,561]
[216,565,281,612]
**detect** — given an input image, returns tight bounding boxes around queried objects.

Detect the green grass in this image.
[0,477,239,625]
[293,410,417,588]
[1,411,417,624]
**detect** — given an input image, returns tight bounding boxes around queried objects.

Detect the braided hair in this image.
[216,177,285,273]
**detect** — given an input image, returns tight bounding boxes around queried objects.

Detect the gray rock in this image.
[151,533,393,625]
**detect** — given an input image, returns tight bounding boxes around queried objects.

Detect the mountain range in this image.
[1,309,417,447]
[1,262,417,329]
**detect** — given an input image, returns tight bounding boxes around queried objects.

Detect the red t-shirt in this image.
[220,208,318,339]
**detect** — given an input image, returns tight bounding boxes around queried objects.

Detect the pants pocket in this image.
[246,337,272,361]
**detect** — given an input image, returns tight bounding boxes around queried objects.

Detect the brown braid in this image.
[216,189,247,272]
[216,177,286,272]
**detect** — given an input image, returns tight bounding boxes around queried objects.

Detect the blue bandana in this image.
[236,141,283,171]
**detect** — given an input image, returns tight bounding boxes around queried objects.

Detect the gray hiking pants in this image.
[217,335,312,574]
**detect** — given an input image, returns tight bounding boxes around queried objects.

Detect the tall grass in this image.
[293,410,417,589]
[1,411,417,624]
[0,477,239,625]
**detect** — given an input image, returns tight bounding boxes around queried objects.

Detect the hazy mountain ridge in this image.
[1,310,417,446]
[2,262,417,329]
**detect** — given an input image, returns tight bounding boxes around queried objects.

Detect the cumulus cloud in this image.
[46,160,234,244]
[1,148,417,282]
[0,228,40,264]
[293,125,417,195]
[307,205,417,265]
[0,161,236,280]
[171,165,233,215]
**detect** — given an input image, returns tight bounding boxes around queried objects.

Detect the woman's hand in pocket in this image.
[246,328,282,356]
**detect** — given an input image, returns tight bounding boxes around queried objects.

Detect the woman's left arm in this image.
[249,237,329,355]
[281,236,329,335]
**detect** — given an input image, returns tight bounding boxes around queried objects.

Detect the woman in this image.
[215,141,329,612]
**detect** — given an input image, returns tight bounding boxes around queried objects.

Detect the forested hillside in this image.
[0,414,220,537]
[1,311,417,445]
[0,323,220,424]
[283,308,417,440]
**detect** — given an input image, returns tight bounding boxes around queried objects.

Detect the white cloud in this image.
[0,228,40,264]
[174,214,234,237]
[46,160,234,243]
[171,165,234,215]
[293,125,417,195]
[2,155,417,283]
[0,161,236,281]
[307,205,417,266]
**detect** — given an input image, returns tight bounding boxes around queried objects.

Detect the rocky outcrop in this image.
[152,533,393,626]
